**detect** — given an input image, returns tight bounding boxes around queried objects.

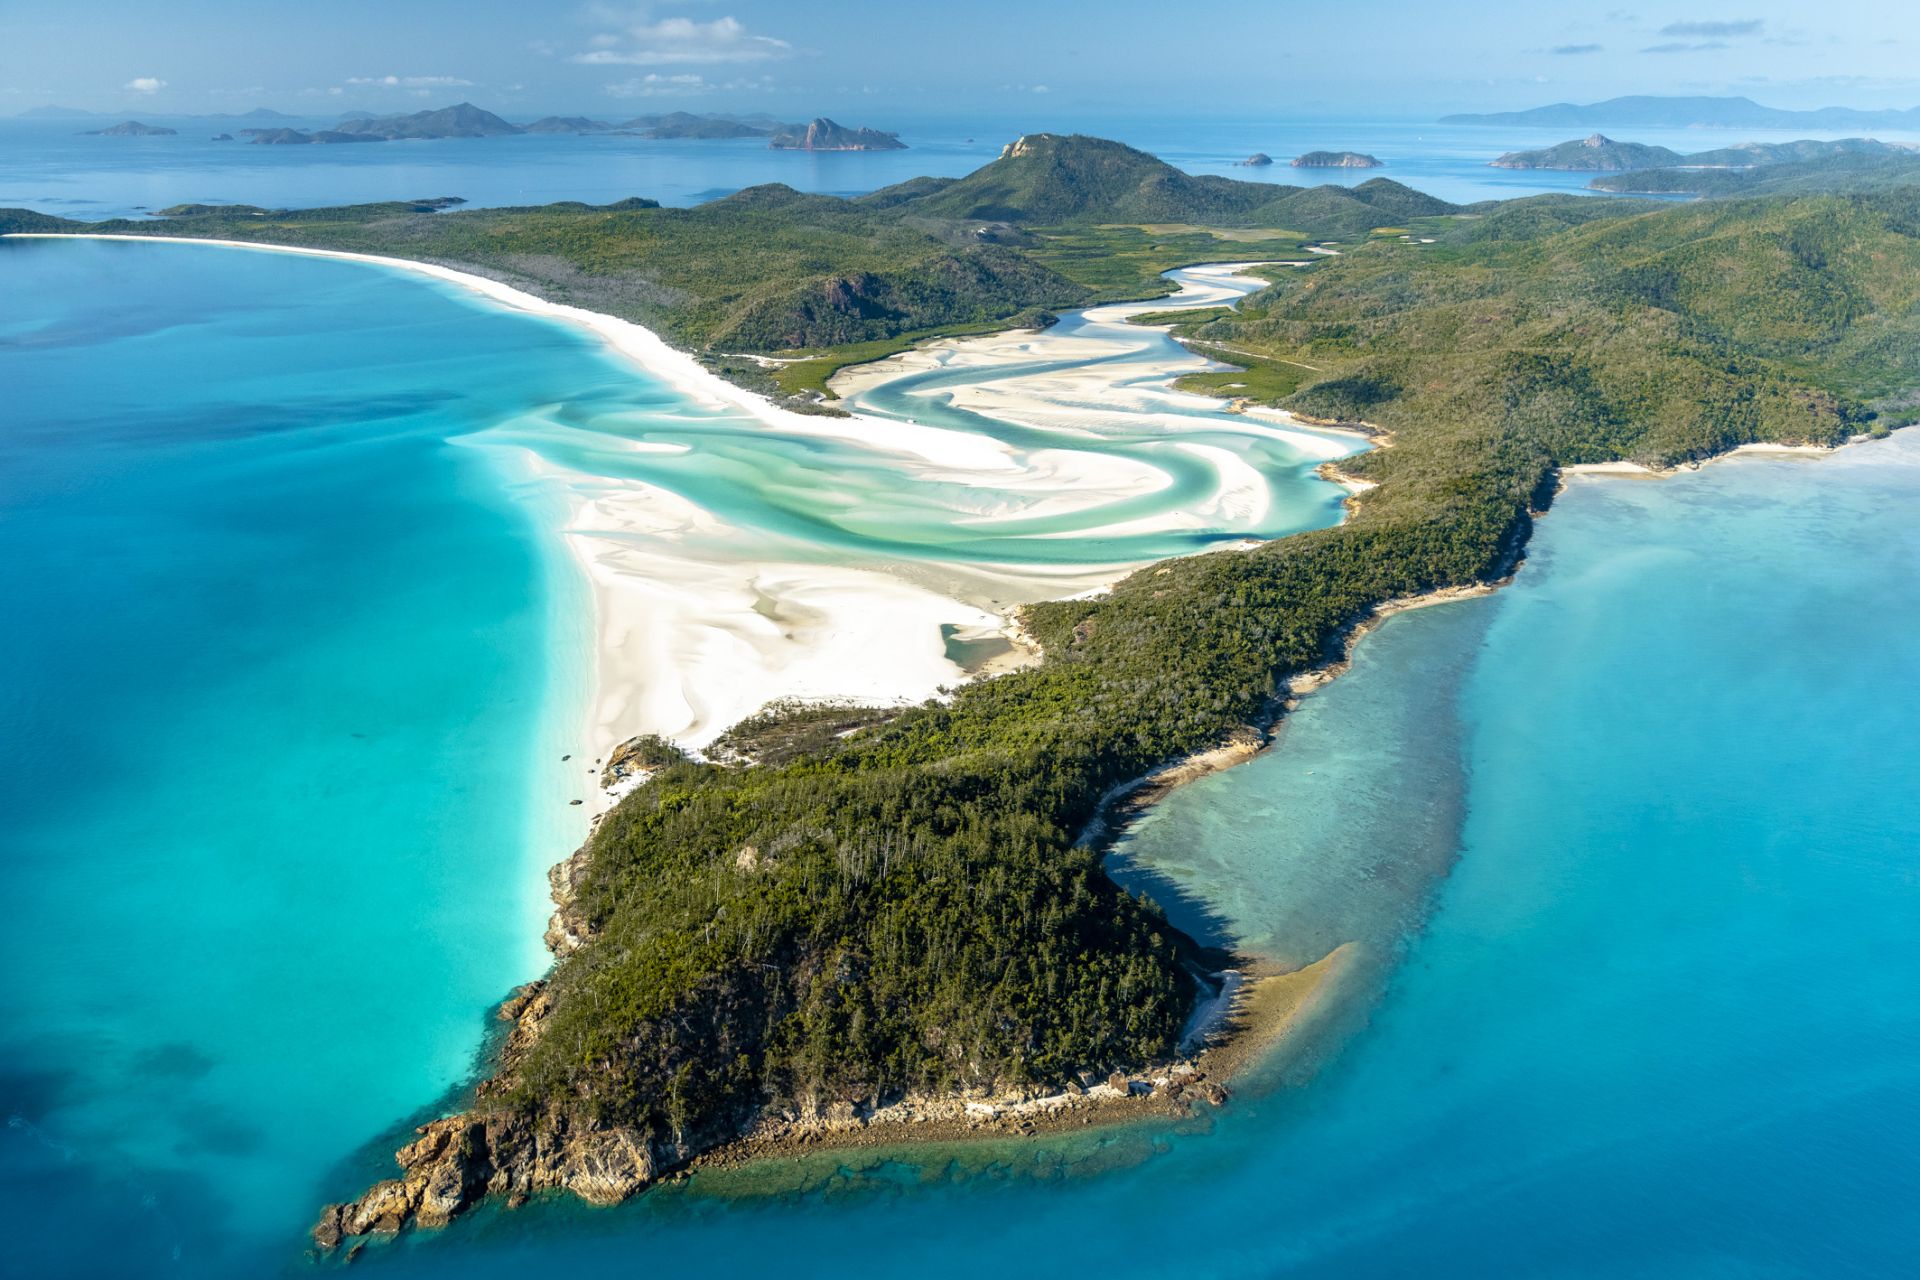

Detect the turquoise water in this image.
[351,440,1920,1277]
[9,235,1920,1276]
[0,238,1350,1275]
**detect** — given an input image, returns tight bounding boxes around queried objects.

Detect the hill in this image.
[1592,148,1920,196]
[1492,133,1683,171]
[334,102,522,139]
[20,186,1083,384]
[891,134,1449,231]
[1292,151,1382,169]
[523,116,616,134]
[1445,95,1920,130]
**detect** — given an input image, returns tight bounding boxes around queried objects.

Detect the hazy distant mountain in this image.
[768,117,906,151]
[201,108,301,122]
[1497,134,1916,181]
[333,102,523,140]
[627,111,784,139]
[1492,134,1683,171]
[19,104,98,119]
[80,120,177,137]
[242,127,384,146]
[522,116,617,134]
[1444,95,1920,130]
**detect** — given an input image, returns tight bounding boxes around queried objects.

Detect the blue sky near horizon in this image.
[4,0,1919,119]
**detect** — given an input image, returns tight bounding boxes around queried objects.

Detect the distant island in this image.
[80,120,176,137]
[1493,135,1920,186]
[223,104,905,149]
[1590,141,1920,196]
[243,127,384,146]
[1240,153,1273,166]
[1445,94,1920,131]
[1292,151,1381,169]
[768,117,907,151]
[1491,134,1681,171]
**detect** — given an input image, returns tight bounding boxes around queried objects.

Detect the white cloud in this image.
[345,75,475,88]
[576,15,791,66]
[124,77,165,93]
[602,71,772,98]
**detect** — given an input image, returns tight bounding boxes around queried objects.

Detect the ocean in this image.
[12,111,1920,218]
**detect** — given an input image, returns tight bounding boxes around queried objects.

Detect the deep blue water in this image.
[14,111,1920,217]
[7,232,1920,1278]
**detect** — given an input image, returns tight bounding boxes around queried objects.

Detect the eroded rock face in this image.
[563,1128,657,1205]
[312,1111,666,1248]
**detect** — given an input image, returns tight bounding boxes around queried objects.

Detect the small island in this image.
[1241,153,1273,167]
[769,117,906,151]
[80,120,177,137]
[1292,151,1382,169]
[1491,133,1682,171]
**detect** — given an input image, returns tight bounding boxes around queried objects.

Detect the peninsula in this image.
[1493,133,1915,174]
[10,131,1912,1250]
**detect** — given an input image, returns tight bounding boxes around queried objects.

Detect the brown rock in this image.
[562,1128,656,1206]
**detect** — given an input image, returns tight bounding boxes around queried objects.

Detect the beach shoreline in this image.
[5,234,1258,801]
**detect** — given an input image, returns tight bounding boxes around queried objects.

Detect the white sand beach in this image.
[11,236,1355,806]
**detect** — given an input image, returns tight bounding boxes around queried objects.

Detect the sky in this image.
[4,0,1919,119]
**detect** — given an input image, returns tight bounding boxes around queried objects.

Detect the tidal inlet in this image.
[6,5,1920,1276]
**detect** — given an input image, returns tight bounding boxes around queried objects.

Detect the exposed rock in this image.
[562,1128,656,1205]
[1241,152,1273,166]
[600,732,686,793]
[314,1108,666,1245]
[769,117,906,151]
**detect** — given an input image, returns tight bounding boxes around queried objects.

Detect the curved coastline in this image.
[16,232,1893,1235]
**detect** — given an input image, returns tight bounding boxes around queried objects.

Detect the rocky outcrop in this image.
[311,979,690,1249]
[1241,153,1273,166]
[769,117,906,151]
[312,1112,667,1247]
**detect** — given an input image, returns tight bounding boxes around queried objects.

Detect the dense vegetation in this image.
[882,134,1456,232]
[517,182,1920,1143]
[9,142,1919,1230]
[1592,149,1920,196]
